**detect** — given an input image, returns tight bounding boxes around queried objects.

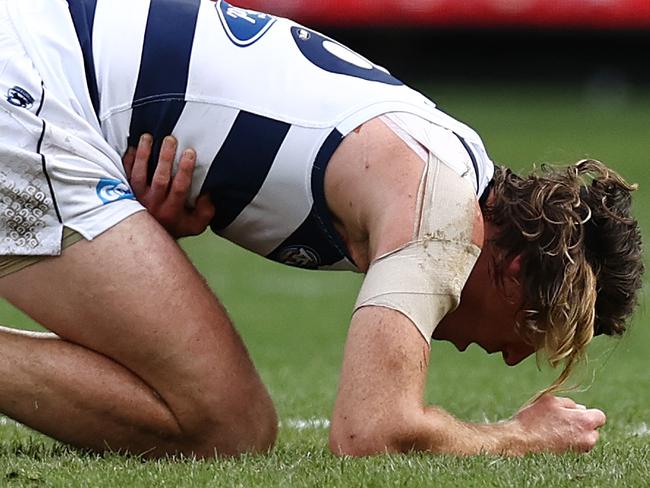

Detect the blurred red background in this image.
[222,1,650,86]
[237,0,650,29]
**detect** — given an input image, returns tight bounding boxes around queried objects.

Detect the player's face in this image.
[470,299,537,367]
[433,245,536,366]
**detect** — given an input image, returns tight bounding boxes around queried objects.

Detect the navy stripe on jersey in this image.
[67,0,100,120]
[129,99,187,181]
[128,0,201,181]
[268,130,353,269]
[203,112,291,230]
[311,130,352,263]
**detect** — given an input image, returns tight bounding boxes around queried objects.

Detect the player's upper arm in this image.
[329,305,432,456]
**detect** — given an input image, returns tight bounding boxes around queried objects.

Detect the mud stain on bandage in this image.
[420,195,481,297]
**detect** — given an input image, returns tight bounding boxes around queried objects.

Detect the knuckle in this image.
[576,413,591,429]
[152,176,169,189]
[590,413,606,429]
[171,185,187,198]
[175,166,191,179]
[177,167,192,181]
[542,395,556,405]
[135,144,151,157]
[198,203,214,215]
[179,156,195,170]
[578,432,599,452]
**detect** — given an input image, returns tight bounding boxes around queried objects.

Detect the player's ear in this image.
[504,254,522,278]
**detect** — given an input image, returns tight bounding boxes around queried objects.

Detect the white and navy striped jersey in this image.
[17,0,495,270]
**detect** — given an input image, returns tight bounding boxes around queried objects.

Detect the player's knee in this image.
[219,394,278,456]
[181,387,278,457]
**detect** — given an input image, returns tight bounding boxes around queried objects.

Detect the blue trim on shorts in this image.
[128,0,201,182]
[67,0,100,121]
[37,121,62,224]
[35,82,45,117]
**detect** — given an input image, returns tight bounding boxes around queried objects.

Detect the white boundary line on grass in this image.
[629,422,650,437]
[281,418,650,436]
[0,416,334,431]
[281,418,331,430]
[0,415,647,436]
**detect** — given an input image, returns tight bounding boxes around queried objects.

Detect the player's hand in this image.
[511,394,606,454]
[123,134,215,238]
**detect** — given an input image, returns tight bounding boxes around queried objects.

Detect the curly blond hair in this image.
[483,160,643,392]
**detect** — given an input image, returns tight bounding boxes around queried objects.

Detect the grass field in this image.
[1,83,649,486]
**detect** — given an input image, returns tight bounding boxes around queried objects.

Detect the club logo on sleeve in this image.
[6,86,35,109]
[276,245,321,269]
[216,0,276,47]
[96,179,135,205]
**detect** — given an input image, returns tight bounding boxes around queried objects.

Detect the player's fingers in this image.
[586,408,607,429]
[122,147,136,180]
[194,194,216,222]
[185,194,215,236]
[168,148,196,208]
[574,430,600,453]
[131,134,153,196]
[150,136,177,201]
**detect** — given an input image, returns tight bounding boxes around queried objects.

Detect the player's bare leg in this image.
[0,212,277,458]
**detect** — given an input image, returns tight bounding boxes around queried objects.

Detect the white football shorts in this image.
[0,0,143,259]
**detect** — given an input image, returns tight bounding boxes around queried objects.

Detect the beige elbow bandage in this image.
[354,154,481,343]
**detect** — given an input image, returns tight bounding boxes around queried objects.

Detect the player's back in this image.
[71,0,492,271]
[78,0,432,269]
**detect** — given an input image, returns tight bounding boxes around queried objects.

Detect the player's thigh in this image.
[0,211,265,424]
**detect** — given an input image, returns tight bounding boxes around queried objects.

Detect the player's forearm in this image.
[412,406,528,456]
[412,396,606,456]
[330,405,528,457]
